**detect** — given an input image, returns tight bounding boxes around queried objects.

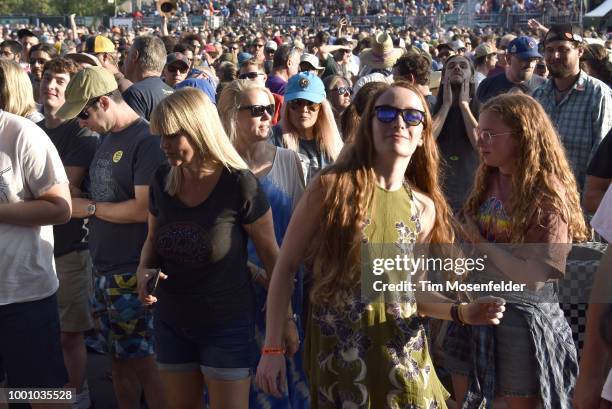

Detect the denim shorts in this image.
[154,314,255,381]
[444,307,539,397]
[0,294,68,387]
[92,272,155,359]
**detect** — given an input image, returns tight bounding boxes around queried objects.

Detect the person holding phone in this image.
[136,88,280,409]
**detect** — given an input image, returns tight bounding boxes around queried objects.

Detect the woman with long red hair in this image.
[256,82,505,408]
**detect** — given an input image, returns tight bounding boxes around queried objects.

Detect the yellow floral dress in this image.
[304,185,450,409]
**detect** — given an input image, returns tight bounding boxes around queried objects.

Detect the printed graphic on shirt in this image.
[155,222,213,267]
[113,151,124,163]
[476,196,511,242]
[90,158,117,202]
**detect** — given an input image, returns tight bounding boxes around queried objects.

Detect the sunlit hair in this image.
[340,81,388,143]
[464,93,588,243]
[0,59,38,118]
[217,79,274,144]
[280,98,343,161]
[309,81,456,307]
[150,88,247,196]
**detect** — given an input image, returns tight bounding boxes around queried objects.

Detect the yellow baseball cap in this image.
[84,35,116,53]
[57,67,118,120]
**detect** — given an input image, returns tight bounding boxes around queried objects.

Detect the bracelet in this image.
[457,303,468,325]
[450,303,464,325]
[262,347,285,355]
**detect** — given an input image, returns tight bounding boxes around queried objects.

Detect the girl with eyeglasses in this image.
[269,72,343,185]
[218,79,310,409]
[445,93,588,409]
[256,82,505,408]
[322,75,352,131]
[138,88,279,409]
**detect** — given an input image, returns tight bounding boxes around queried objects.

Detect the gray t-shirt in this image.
[0,110,68,305]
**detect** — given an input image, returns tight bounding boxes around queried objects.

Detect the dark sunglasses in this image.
[31,58,50,65]
[239,72,261,80]
[77,95,104,120]
[374,105,425,126]
[239,104,274,117]
[331,86,351,96]
[288,99,321,111]
[167,65,189,73]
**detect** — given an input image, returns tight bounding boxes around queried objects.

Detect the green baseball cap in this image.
[57,66,118,120]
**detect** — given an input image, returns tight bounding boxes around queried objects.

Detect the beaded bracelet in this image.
[262,347,285,355]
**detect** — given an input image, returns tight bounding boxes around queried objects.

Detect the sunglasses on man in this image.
[239,72,263,80]
[77,93,112,120]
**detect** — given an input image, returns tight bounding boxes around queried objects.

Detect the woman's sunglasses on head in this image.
[374,105,425,126]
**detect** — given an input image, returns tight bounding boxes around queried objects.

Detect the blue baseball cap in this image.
[284,72,326,103]
[507,36,542,60]
[237,52,254,66]
[175,78,216,105]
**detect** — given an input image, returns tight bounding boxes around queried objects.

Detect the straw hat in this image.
[360,31,404,70]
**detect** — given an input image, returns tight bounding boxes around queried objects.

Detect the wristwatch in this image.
[86,201,96,217]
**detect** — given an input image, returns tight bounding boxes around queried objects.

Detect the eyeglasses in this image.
[475,128,513,144]
[167,64,189,73]
[331,86,351,96]
[239,104,275,117]
[288,99,321,111]
[77,95,104,120]
[255,43,265,48]
[239,72,262,80]
[374,106,425,126]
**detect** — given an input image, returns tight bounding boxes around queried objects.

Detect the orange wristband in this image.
[262,347,285,355]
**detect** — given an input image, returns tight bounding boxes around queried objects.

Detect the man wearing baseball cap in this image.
[57,66,167,409]
[83,35,133,92]
[477,35,545,104]
[533,24,612,190]
[473,42,497,89]
[161,52,190,88]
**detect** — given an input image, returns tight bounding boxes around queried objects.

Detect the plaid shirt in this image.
[532,71,612,190]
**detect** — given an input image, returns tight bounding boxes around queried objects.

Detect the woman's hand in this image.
[136,267,167,305]
[256,354,287,398]
[462,296,505,325]
[283,318,300,357]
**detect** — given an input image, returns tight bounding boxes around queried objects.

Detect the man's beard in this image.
[548,63,572,78]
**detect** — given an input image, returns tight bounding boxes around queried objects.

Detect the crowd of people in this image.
[0,12,612,409]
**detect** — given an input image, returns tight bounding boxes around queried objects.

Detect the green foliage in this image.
[1,0,115,15]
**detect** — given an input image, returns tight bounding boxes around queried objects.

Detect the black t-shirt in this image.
[122,76,174,121]
[37,119,100,257]
[587,128,612,178]
[149,165,270,328]
[88,118,165,273]
[476,72,545,104]
[434,103,480,213]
